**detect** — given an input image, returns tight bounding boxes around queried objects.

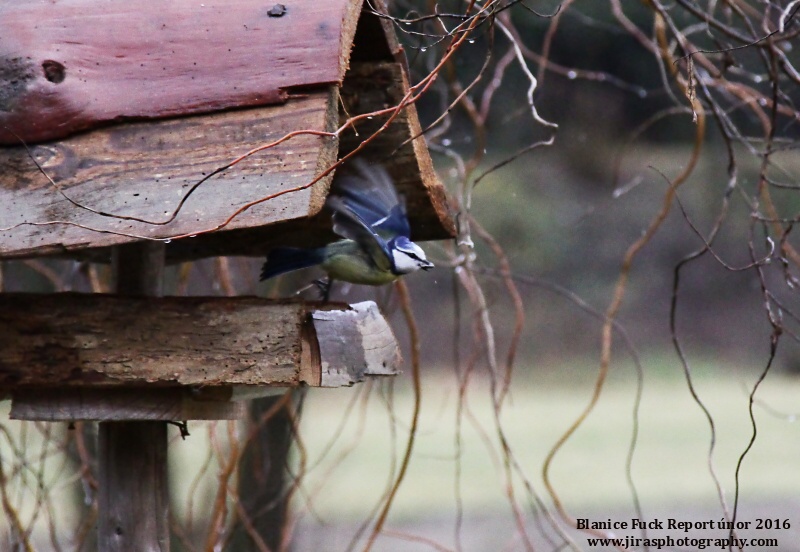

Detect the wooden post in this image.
[98,422,169,551]
[234,395,294,551]
[98,242,169,552]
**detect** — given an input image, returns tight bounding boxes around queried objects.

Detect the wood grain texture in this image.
[0,0,362,144]
[98,422,169,552]
[97,239,170,552]
[0,294,305,388]
[0,90,338,259]
[338,61,455,241]
[0,294,400,391]
[163,60,456,261]
[314,301,400,387]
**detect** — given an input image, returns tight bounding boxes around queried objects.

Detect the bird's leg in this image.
[314,276,333,302]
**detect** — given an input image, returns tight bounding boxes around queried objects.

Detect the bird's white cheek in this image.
[392,251,420,274]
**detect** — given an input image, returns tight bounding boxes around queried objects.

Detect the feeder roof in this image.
[0,0,453,262]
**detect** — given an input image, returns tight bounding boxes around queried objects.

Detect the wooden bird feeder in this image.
[0,0,453,404]
[0,0,453,548]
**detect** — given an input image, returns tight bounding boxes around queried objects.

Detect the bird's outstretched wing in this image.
[326,195,393,272]
[330,160,411,239]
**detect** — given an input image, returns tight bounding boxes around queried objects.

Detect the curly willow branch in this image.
[542,5,708,539]
[361,280,422,552]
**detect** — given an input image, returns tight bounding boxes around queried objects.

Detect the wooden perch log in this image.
[0,294,400,388]
[1,294,401,420]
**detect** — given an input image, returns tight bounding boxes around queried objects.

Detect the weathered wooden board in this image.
[338,62,454,241]
[0,0,362,144]
[0,295,399,392]
[97,422,170,550]
[164,60,456,261]
[0,90,339,258]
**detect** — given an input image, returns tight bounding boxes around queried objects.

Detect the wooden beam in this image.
[112,241,166,296]
[162,59,456,262]
[233,395,294,550]
[98,241,169,552]
[0,295,400,394]
[0,68,454,263]
[313,303,402,387]
[98,421,169,552]
[10,387,247,421]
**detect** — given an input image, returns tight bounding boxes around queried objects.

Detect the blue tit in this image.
[260,161,434,286]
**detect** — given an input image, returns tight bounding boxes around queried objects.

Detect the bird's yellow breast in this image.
[321,252,398,285]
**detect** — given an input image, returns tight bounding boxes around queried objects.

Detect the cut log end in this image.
[313,301,401,387]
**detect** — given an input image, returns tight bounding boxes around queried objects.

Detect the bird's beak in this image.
[421,260,434,271]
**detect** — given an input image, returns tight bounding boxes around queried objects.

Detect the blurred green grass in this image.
[292,357,800,522]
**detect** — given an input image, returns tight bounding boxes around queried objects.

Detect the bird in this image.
[260,160,433,290]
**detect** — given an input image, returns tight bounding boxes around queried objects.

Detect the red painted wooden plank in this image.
[0,0,359,144]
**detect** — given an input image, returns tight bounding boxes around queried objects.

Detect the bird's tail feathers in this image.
[260,247,323,281]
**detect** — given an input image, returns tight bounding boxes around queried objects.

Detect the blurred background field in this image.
[296,365,800,519]
[293,364,800,550]
[165,361,800,549]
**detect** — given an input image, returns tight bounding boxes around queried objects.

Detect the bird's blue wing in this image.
[331,161,411,238]
[327,195,393,272]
